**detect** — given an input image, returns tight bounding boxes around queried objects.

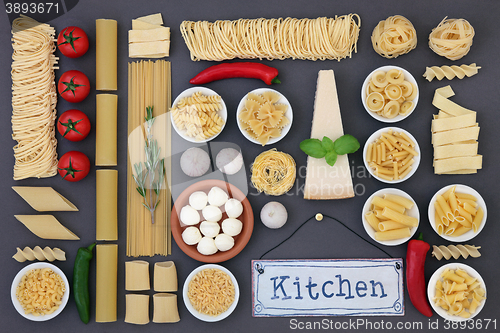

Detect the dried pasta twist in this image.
[432,244,481,260]
[429,17,475,61]
[192,103,222,113]
[371,15,417,58]
[423,63,481,82]
[12,246,66,262]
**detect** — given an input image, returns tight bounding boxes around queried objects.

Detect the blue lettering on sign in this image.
[306,277,319,300]
[336,275,355,299]
[293,277,303,300]
[370,280,388,298]
[270,276,291,300]
[322,280,334,298]
[356,281,367,297]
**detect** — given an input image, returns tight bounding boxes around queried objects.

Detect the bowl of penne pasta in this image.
[363,127,420,183]
[428,184,487,242]
[362,188,419,246]
[427,263,486,321]
[361,65,419,123]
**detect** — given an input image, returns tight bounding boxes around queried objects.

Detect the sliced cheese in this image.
[304,70,354,200]
[12,186,78,212]
[136,13,163,26]
[15,215,80,240]
[129,41,170,58]
[128,27,170,43]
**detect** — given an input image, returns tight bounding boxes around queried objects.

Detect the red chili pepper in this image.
[189,62,281,85]
[406,233,433,317]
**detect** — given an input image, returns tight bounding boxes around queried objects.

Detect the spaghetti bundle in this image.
[11,16,58,180]
[251,149,296,196]
[180,15,361,61]
[127,60,172,256]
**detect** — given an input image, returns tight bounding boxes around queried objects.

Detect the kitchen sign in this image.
[252,259,404,317]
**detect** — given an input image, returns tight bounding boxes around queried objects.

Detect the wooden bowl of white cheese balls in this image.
[171,179,254,263]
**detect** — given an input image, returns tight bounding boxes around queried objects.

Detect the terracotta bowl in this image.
[171,179,254,263]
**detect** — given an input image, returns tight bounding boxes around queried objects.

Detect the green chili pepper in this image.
[73,243,95,324]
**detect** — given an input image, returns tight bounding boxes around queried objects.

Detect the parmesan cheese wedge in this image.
[304,70,354,200]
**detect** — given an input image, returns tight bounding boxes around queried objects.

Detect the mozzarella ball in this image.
[222,218,243,236]
[202,205,223,222]
[197,237,218,255]
[182,226,202,245]
[225,198,243,218]
[180,205,200,226]
[189,191,208,210]
[199,221,220,238]
[215,233,235,251]
[207,186,229,206]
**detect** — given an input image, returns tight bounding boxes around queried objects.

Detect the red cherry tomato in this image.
[57,109,91,142]
[58,70,90,103]
[58,151,90,182]
[57,26,89,58]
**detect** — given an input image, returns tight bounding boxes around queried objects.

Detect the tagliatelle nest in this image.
[428,17,475,61]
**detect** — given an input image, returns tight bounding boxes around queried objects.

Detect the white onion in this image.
[180,147,210,177]
[180,205,200,226]
[215,233,235,251]
[197,237,218,255]
[189,191,208,210]
[207,186,229,206]
[199,221,220,238]
[182,226,202,245]
[225,198,243,218]
[222,218,243,236]
[216,148,244,175]
[202,205,223,222]
[260,201,288,229]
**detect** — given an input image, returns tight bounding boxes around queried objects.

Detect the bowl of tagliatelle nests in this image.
[11,263,70,321]
[361,65,419,123]
[183,264,239,322]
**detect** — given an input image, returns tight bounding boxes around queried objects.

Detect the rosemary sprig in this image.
[132,106,166,224]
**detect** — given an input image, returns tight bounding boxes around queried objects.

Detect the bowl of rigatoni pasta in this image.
[362,188,419,246]
[428,184,487,242]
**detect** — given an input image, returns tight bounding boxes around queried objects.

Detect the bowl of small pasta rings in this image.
[236,88,293,146]
[428,184,487,242]
[361,65,418,122]
[11,262,70,321]
[171,87,228,143]
[428,263,486,321]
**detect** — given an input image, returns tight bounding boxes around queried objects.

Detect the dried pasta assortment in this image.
[13,246,66,262]
[432,186,484,237]
[238,91,290,146]
[180,15,361,61]
[187,268,235,316]
[365,194,417,241]
[11,16,58,180]
[429,17,475,60]
[16,268,66,316]
[433,267,486,318]
[251,149,296,196]
[371,15,417,58]
[171,92,225,141]
[432,245,481,260]
[365,69,417,118]
[366,129,418,181]
[423,63,481,82]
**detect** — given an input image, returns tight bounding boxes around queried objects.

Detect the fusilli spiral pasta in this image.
[432,244,481,260]
[13,246,66,262]
[423,63,481,82]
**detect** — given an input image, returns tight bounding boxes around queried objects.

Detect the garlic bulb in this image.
[221,218,243,236]
[197,237,218,255]
[216,148,244,175]
[202,205,223,222]
[225,198,243,218]
[215,233,234,251]
[207,186,229,206]
[260,201,288,229]
[180,205,200,226]
[180,147,210,177]
[199,221,220,238]
[189,191,208,210]
[182,226,202,245]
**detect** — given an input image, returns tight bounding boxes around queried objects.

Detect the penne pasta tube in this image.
[400,144,418,156]
[378,220,408,231]
[374,228,411,241]
[392,151,409,158]
[380,136,394,151]
[454,192,477,201]
[442,186,456,201]
[448,192,459,216]
[383,194,414,209]
[451,225,472,237]
[393,161,398,180]
[381,142,386,161]
[462,202,477,216]
[435,211,444,235]
[457,206,473,223]
[401,153,413,165]
[376,144,382,165]
[381,207,418,227]
[434,201,450,226]
[365,211,381,232]
[472,207,483,233]
[399,131,415,146]
[371,164,394,175]
[436,195,454,221]
[398,165,413,179]
[454,216,472,228]
[371,142,377,162]
[371,196,406,214]
[457,198,478,207]
[444,221,459,235]
[381,133,398,145]
[366,143,373,162]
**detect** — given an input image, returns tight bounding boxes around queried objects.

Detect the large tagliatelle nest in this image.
[371,15,417,59]
[428,17,475,61]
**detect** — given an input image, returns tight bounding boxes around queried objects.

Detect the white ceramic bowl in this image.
[428,184,487,242]
[428,263,486,321]
[11,263,70,321]
[236,88,293,146]
[362,188,419,246]
[183,264,239,322]
[171,87,228,143]
[361,65,419,123]
[363,127,421,184]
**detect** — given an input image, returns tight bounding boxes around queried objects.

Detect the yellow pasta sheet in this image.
[15,215,79,240]
[431,113,476,132]
[434,156,483,174]
[432,126,479,146]
[154,261,177,292]
[129,41,170,58]
[136,13,163,25]
[132,19,161,30]
[96,170,118,240]
[96,244,117,322]
[125,260,150,291]
[125,294,149,325]
[12,186,77,212]
[434,143,478,160]
[96,19,117,91]
[432,86,475,116]
[129,27,170,43]
[153,293,180,323]
[96,94,118,166]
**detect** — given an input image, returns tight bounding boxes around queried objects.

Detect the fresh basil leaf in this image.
[333,134,360,155]
[300,138,326,158]
[321,136,335,152]
[325,150,338,166]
